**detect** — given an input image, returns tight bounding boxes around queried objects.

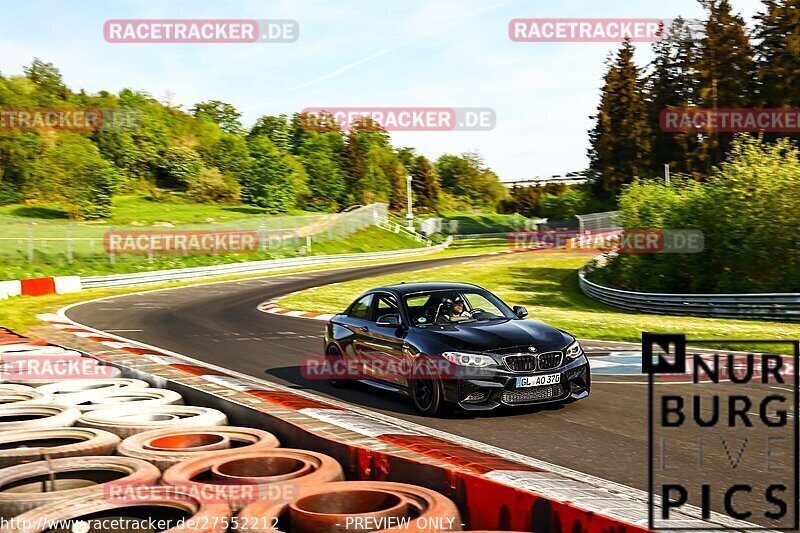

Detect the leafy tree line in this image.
[0,60,508,219]
[589,0,800,199]
[500,183,611,221]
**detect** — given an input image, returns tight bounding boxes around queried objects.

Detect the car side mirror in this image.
[513,306,528,318]
[376,313,402,327]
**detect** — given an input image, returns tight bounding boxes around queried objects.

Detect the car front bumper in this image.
[441,355,591,411]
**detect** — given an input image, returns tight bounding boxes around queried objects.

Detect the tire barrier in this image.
[117,426,281,471]
[0,404,80,431]
[77,405,228,438]
[35,378,150,404]
[236,481,462,533]
[162,449,344,510]
[66,387,184,412]
[0,427,121,468]
[0,389,48,406]
[7,487,231,533]
[0,455,160,518]
[28,324,664,531]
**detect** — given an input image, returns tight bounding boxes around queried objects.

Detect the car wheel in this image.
[326,345,348,388]
[410,358,443,416]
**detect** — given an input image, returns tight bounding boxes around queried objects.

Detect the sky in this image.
[0,0,765,181]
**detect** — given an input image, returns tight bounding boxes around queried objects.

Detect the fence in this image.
[0,204,388,264]
[575,211,620,232]
[81,237,451,289]
[418,215,543,236]
[579,255,800,321]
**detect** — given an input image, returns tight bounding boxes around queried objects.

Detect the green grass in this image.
[279,251,800,352]
[0,226,426,280]
[0,193,314,227]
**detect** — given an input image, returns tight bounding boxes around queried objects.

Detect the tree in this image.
[299,132,347,210]
[27,135,118,219]
[341,119,392,205]
[23,58,68,99]
[436,152,507,210]
[694,0,755,170]
[588,41,652,199]
[199,133,252,183]
[250,115,291,152]
[754,0,800,141]
[243,135,308,212]
[647,17,703,176]
[409,155,440,210]
[191,100,243,134]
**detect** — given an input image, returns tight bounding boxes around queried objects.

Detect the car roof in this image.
[372,282,484,296]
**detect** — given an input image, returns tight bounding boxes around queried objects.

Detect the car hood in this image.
[420,319,571,353]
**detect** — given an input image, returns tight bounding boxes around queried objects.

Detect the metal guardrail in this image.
[578,255,800,321]
[81,238,452,289]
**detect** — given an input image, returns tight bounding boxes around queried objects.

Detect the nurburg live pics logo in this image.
[644,333,799,530]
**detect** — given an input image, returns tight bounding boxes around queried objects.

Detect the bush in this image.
[25,135,118,220]
[186,168,241,204]
[590,136,800,293]
[158,147,202,189]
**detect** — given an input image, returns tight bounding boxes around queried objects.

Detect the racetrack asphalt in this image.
[65,252,797,526]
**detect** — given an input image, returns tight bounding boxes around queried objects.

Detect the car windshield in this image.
[404,289,515,326]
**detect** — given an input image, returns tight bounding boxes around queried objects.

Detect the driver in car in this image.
[446,299,471,320]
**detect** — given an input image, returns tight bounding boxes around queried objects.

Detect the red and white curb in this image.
[33,308,757,532]
[258,289,336,321]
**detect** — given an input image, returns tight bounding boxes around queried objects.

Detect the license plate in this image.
[516,373,561,388]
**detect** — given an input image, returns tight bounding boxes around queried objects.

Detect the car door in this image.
[344,293,374,378]
[359,292,408,386]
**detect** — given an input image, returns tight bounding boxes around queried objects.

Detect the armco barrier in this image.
[579,256,800,321]
[33,314,757,532]
[80,240,450,290]
[0,241,448,299]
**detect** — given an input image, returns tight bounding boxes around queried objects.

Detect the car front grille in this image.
[537,351,563,370]
[502,383,565,404]
[504,355,537,372]
[504,351,563,372]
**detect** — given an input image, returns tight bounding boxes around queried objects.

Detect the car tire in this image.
[410,357,444,416]
[325,345,348,388]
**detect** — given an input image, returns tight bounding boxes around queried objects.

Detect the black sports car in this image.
[323,282,590,414]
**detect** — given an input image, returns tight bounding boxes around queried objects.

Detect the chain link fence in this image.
[0,204,388,264]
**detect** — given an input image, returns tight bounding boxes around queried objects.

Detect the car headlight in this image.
[564,340,583,360]
[441,352,497,368]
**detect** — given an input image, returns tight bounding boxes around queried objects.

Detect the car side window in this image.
[373,294,399,322]
[348,294,373,320]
